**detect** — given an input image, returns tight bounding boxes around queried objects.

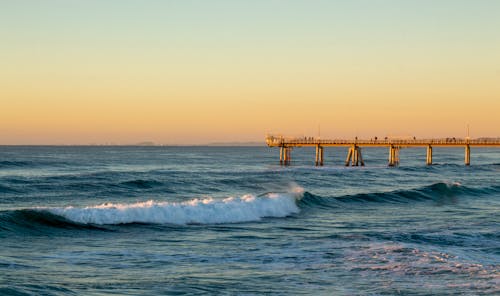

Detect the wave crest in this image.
[47,190,303,225]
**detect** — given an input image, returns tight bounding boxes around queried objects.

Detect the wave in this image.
[1,182,496,232]
[0,209,105,234]
[119,179,164,189]
[0,160,71,169]
[50,193,301,225]
[0,184,20,194]
[0,188,304,230]
[0,160,33,168]
[299,182,499,208]
[0,177,172,195]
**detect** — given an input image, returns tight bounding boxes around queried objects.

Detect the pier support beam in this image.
[465,145,470,166]
[320,146,324,166]
[426,145,433,165]
[280,146,292,166]
[315,145,324,166]
[279,146,284,165]
[345,147,353,166]
[345,145,364,166]
[280,146,292,165]
[388,145,400,166]
[357,147,364,166]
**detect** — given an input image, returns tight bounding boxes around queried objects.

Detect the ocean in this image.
[0,146,498,295]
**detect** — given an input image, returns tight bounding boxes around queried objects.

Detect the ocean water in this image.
[0,145,499,295]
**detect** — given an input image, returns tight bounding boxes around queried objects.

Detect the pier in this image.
[266,135,500,166]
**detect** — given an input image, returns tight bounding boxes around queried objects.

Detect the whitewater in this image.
[1,146,499,295]
[46,190,303,225]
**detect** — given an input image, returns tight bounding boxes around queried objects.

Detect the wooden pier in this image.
[266,135,500,166]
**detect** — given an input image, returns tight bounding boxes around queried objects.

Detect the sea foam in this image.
[47,188,303,225]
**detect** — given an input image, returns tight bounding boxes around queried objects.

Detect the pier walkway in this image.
[265,135,500,166]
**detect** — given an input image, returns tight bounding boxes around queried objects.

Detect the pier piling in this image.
[345,147,353,166]
[426,145,433,165]
[279,146,284,165]
[465,145,470,166]
[388,145,400,166]
[315,145,324,166]
[345,145,364,166]
[279,146,292,166]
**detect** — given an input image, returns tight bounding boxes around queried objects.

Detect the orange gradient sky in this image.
[1,1,499,144]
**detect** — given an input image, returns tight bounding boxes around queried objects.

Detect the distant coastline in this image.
[206,141,264,147]
[0,142,266,147]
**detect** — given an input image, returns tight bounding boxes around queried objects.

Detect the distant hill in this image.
[135,141,156,146]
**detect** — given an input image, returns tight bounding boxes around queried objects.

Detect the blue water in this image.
[0,146,499,295]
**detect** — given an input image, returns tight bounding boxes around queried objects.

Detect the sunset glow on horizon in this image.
[1,0,499,145]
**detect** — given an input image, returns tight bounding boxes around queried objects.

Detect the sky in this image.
[1,0,499,145]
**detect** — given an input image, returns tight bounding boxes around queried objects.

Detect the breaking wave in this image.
[47,191,302,225]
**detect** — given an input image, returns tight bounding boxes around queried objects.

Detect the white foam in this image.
[47,188,303,225]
